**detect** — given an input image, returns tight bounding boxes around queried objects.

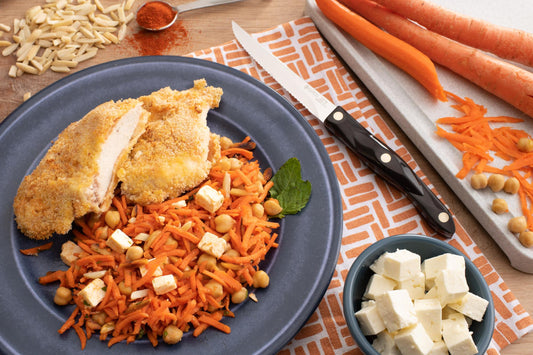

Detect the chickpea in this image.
[54,286,72,306]
[224,249,240,258]
[491,198,509,214]
[503,177,520,194]
[198,253,217,271]
[163,325,183,344]
[508,216,527,234]
[487,174,505,192]
[118,281,132,296]
[231,287,248,304]
[164,237,178,249]
[104,210,121,229]
[205,280,224,298]
[252,203,264,218]
[229,157,243,170]
[214,214,235,233]
[519,231,533,248]
[92,312,107,326]
[220,136,234,151]
[96,226,109,240]
[217,157,232,171]
[252,270,270,288]
[470,173,488,190]
[517,137,533,152]
[264,199,283,216]
[126,245,144,261]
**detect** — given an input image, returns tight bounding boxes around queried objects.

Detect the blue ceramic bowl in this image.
[343,234,494,355]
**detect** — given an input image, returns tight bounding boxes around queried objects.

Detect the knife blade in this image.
[232,21,455,238]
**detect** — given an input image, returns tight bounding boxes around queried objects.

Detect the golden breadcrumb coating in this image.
[118,79,223,205]
[13,99,149,239]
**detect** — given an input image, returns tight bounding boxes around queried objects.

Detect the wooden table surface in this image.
[1,1,531,354]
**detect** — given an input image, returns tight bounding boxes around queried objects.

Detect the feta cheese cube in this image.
[435,269,469,305]
[79,278,107,307]
[363,274,397,300]
[355,303,386,335]
[393,323,434,355]
[198,232,228,259]
[172,200,187,208]
[375,289,418,332]
[448,292,489,322]
[195,185,224,213]
[106,229,133,253]
[152,274,177,295]
[382,249,421,281]
[361,300,376,308]
[60,240,83,266]
[429,340,448,355]
[445,311,471,329]
[414,298,442,341]
[397,271,425,300]
[422,253,465,289]
[442,318,478,355]
[370,252,387,275]
[372,331,401,355]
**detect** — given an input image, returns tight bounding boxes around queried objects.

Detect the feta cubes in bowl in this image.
[343,234,494,355]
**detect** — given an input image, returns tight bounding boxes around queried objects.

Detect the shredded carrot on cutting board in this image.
[370,0,533,67]
[339,0,533,119]
[38,137,279,348]
[435,92,533,230]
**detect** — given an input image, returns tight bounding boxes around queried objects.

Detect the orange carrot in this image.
[19,241,53,256]
[369,0,533,67]
[316,0,446,101]
[340,0,533,118]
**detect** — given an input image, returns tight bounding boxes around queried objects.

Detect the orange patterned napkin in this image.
[189,17,533,354]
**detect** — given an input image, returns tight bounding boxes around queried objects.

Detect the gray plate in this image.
[0,56,342,355]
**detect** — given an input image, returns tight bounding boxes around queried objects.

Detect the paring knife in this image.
[232,21,455,238]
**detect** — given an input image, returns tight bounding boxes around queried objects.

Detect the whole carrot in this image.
[315,0,447,101]
[340,0,533,118]
[370,0,533,67]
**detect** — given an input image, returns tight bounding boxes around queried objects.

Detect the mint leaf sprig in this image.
[269,157,312,218]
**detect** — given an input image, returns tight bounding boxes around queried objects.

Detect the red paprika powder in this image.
[125,21,189,56]
[136,1,177,30]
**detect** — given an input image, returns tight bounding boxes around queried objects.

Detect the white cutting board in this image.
[305,0,533,273]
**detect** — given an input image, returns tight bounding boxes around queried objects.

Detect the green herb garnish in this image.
[269,157,311,218]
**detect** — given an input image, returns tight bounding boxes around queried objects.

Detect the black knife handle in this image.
[324,106,455,238]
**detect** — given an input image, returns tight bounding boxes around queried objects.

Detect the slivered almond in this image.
[3,0,133,77]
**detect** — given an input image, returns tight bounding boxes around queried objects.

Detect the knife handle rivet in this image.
[380,153,392,163]
[333,111,344,121]
[438,212,450,223]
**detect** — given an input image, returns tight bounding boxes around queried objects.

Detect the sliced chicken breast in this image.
[13,99,149,240]
[118,79,223,205]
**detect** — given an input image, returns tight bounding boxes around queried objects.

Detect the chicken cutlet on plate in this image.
[14,79,223,239]
[118,79,223,205]
[13,99,149,240]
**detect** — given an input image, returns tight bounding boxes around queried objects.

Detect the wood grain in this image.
[0,1,531,354]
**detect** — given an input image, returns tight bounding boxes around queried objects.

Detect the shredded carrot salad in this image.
[436,92,533,229]
[38,137,280,349]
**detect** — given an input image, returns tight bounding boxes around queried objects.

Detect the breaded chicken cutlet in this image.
[13,100,149,240]
[14,79,224,240]
[118,79,223,205]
